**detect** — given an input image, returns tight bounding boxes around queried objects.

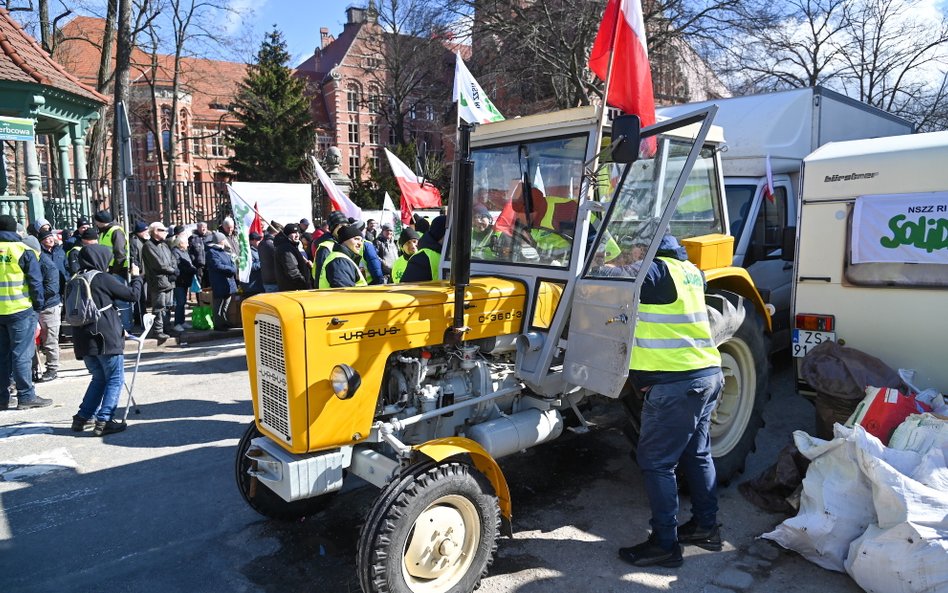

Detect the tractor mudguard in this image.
[414,437,513,536]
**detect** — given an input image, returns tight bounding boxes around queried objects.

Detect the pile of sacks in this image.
[762,413,947,592]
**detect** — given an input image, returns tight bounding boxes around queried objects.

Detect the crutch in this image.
[122,313,155,420]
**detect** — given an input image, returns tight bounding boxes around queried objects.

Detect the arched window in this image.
[161,106,173,159]
[347,85,360,112]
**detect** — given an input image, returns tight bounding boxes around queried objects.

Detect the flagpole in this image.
[589,0,625,203]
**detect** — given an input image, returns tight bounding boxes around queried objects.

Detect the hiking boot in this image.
[155,332,171,341]
[618,533,683,568]
[72,414,92,432]
[677,519,723,551]
[93,419,127,436]
[41,370,58,383]
[17,396,53,409]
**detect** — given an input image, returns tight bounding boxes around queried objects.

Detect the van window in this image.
[844,206,948,287]
[744,186,787,267]
[725,184,756,239]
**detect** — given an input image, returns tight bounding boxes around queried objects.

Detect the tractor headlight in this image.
[330,364,361,399]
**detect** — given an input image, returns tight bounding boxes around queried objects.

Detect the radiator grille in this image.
[255,314,292,444]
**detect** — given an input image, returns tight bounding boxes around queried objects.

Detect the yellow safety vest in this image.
[630,257,721,372]
[312,240,334,283]
[407,248,440,281]
[318,251,367,288]
[391,254,409,283]
[0,241,32,315]
[99,225,129,268]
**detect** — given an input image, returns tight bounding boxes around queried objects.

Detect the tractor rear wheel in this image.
[357,461,500,593]
[235,421,336,520]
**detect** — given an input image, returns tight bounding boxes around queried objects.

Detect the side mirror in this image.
[610,115,641,164]
[781,226,796,261]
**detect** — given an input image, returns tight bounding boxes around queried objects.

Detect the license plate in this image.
[792,329,836,358]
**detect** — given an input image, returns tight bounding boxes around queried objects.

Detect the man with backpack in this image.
[67,244,144,436]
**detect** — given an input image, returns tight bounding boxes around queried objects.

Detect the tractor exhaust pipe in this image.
[447,123,475,345]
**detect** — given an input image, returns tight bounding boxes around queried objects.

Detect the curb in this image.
[56,328,246,363]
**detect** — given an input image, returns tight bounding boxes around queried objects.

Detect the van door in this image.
[563,112,716,397]
[744,180,793,348]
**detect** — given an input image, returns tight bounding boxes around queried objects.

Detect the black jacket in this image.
[38,249,61,309]
[188,231,207,268]
[142,238,176,295]
[273,233,310,291]
[258,236,277,285]
[72,244,144,359]
[400,232,442,283]
[173,247,196,288]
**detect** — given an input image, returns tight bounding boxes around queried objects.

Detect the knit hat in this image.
[0,214,16,232]
[76,217,91,227]
[398,227,419,247]
[336,223,363,243]
[300,218,311,226]
[427,215,447,242]
[248,231,262,241]
[413,214,430,233]
[80,227,99,240]
[283,223,300,235]
[37,229,54,242]
[93,210,113,223]
[327,211,348,229]
[473,203,491,219]
[133,221,148,233]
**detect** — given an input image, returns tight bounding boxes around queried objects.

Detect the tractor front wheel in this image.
[358,461,500,593]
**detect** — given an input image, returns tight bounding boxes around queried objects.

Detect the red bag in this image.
[849,387,932,445]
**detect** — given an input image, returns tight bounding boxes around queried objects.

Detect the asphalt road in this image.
[0,340,864,593]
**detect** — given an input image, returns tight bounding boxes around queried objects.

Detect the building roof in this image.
[0,8,107,103]
[54,16,246,123]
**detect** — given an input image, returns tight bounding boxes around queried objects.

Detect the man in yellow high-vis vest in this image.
[401,215,446,283]
[615,234,724,569]
[0,215,51,410]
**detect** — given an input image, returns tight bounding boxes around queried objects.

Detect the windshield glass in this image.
[587,135,717,280]
[469,133,589,267]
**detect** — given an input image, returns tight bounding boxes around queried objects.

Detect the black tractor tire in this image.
[235,421,336,520]
[357,461,500,593]
[620,289,770,485]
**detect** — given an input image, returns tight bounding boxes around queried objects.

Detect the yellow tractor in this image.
[235,105,771,593]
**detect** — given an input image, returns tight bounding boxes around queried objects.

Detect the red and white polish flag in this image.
[588,0,656,128]
[384,148,442,224]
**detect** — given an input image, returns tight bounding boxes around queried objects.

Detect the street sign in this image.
[0,116,35,141]
[116,101,133,177]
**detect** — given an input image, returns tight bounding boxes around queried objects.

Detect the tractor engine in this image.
[377,341,564,459]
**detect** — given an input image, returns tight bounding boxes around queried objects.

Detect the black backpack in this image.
[64,271,112,327]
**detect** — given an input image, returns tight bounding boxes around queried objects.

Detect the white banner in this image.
[452,53,504,124]
[228,182,312,282]
[852,192,948,264]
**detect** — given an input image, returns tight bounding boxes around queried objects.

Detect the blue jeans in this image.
[0,311,37,405]
[636,371,723,547]
[173,286,188,327]
[78,354,125,422]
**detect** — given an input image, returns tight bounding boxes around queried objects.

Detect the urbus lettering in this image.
[341,327,401,341]
[879,214,948,253]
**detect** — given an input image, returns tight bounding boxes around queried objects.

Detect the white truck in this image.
[659,87,914,349]
[789,131,948,394]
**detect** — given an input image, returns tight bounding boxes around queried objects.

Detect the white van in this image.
[790,131,948,394]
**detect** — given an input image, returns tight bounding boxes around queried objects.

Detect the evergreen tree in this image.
[228,27,315,181]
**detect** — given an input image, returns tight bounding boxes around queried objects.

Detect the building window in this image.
[316,134,332,157]
[369,123,380,145]
[370,148,380,171]
[347,87,360,112]
[210,131,226,157]
[368,93,380,114]
[349,153,361,176]
[363,56,381,69]
[146,131,156,161]
[348,122,360,145]
[409,104,417,120]
[425,104,436,121]
[192,129,204,156]
[388,127,397,145]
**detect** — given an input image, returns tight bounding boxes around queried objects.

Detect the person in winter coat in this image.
[401,215,446,283]
[128,221,149,327]
[188,222,209,288]
[242,232,263,296]
[141,222,177,340]
[391,227,419,284]
[320,224,366,288]
[62,217,91,255]
[373,224,398,281]
[206,232,238,329]
[258,227,278,293]
[172,233,196,333]
[35,230,63,382]
[70,244,144,436]
[274,223,311,291]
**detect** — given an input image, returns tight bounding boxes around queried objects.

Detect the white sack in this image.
[845,523,948,593]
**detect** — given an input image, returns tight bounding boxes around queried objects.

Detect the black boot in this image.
[72,415,92,432]
[93,419,127,436]
[618,533,683,568]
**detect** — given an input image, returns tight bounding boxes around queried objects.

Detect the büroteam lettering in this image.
[823,172,879,182]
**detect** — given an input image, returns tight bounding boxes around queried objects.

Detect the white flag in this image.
[310,155,362,220]
[452,53,504,124]
[381,192,400,231]
[226,185,255,283]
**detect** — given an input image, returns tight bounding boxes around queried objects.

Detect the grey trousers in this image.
[35,304,61,373]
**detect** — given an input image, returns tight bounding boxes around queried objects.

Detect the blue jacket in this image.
[206,244,237,297]
[38,250,61,309]
[0,231,43,318]
[242,246,263,296]
[361,241,384,285]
